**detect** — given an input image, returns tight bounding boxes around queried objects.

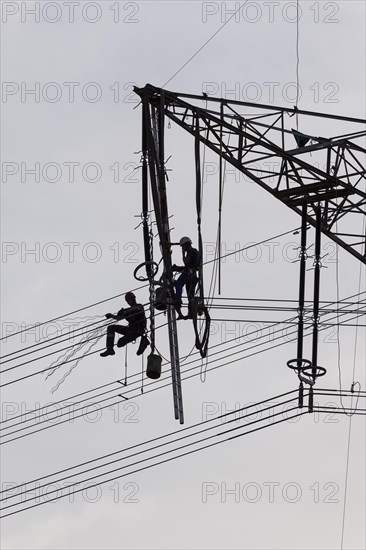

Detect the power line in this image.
[1,399,305,517]
[0,284,148,342]
[162,1,251,88]
[0,303,167,371]
[0,225,302,347]
[1,390,298,495]
[0,317,170,387]
[2,288,364,384]
[4,297,362,368]
[2,291,363,415]
[2,301,364,445]
[2,410,306,518]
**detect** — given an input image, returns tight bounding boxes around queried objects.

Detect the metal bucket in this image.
[146,354,162,379]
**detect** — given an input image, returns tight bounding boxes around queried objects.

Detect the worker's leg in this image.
[117,328,142,348]
[136,334,150,356]
[100,325,127,357]
[174,272,189,318]
[174,273,186,303]
[187,275,198,318]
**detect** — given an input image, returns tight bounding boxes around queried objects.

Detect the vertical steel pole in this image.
[145,95,184,424]
[218,102,223,295]
[142,95,155,353]
[158,93,184,424]
[297,202,307,367]
[296,202,308,408]
[311,206,322,389]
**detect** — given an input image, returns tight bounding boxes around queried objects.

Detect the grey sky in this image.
[1,1,365,549]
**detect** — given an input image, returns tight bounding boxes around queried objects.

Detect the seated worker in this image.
[100,292,149,357]
[172,236,200,320]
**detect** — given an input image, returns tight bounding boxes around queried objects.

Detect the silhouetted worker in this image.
[172,236,200,320]
[100,292,149,357]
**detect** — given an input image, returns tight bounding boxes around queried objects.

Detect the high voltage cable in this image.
[0,301,158,365]
[1,390,298,494]
[0,321,109,368]
[1,292,362,391]
[1,293,363,420]
[0,317,170,388]
[2,389,364,513]
[314,408,366,416]
[1,410,306,518]
[3,400,301,507]
[0,318,104,362]
[2,303,364,445]
[2,300,364,369]
[0,225,301,343]
[208,304,366,314]
[1,312,298,428]
[4,299,363,366]
[206,297,364,305]
[2,320,298,438]
[1,402,306,518]
[211,318,366,328]
[0,284,148,342]
[0,326,311,443]
[0,304,167,370]
[0,292,366,387]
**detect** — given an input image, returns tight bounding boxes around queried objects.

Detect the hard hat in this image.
[179,236,192,246]
[125,291,136,299]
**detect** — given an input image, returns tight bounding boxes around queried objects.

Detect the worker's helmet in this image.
[125,291,136,300]
[179,236,192,246]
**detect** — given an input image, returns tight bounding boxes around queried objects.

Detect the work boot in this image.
[100,349,115,357]
[136,335,150,356]
[175,302,184,320]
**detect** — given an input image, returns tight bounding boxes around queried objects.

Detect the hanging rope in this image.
[124,345,128,386]
[141,353,144,394]
[193,115,211,358]
[148,220,156,353]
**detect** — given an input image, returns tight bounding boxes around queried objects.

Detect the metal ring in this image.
[287,358,312,371]
[133,261,159,282]
[301,365,327,378]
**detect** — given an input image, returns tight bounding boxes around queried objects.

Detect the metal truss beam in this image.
[135,84,366,264]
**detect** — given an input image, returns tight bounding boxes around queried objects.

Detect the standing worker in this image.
[172,236,200,319]
[100,292,149,357]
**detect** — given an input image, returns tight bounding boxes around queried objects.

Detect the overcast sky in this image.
[1,1,365,549]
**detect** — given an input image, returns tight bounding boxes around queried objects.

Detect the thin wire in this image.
[1,226,301,359]
[1,411,306,518]
[162,1,251,88]
[340,213,366,550]
[1,390,298,495]
[2,292,364,397]
[0,304,164,370]
[1,403,304,517]
[295,0,300,130]
[203,226,301,265]
[0,318,170,389]
[0,284,149,342]
[2,298,363,443]
[0,318,105,363]
[3,290,363,412]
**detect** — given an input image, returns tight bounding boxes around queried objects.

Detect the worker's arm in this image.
[183,253,191,266]
[105,308,126,321]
